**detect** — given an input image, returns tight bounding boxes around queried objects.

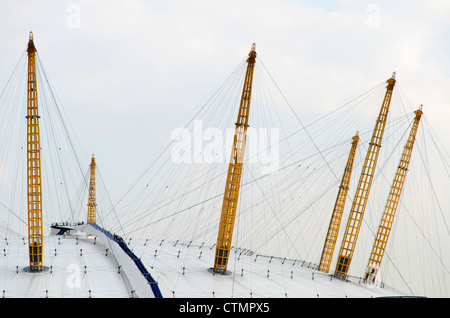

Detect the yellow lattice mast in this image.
[318,131,359,273]
[334,72,396,279]
[87,154,96,224]
[213,43,257,274]
[26,31,44,271]
[364,105,423,284]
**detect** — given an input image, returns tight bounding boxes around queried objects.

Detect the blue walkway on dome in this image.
[51,222,162,298]
[88,223,163,298]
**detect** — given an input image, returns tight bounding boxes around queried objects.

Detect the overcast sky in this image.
[0,0,448,189]
[1,0,449,190]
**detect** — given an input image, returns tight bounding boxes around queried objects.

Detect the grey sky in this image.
[1,2,449,187]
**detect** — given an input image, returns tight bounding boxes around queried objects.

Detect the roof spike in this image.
[363,103,423,284]
[213,44,257,274]
[26,30,43,271]
[87,155,97,225]
[318,130,359,273]
[334,71,397,280]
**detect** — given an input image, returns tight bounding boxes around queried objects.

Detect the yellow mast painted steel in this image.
[87,154,97,224]
[26,31,44,271]
[364,105,423,284]
[318,131,359,273]
[213,43,257,274]
[334,72,396,280]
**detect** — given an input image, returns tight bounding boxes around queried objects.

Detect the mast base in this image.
[23,266,49,273]
[208,267,232,276]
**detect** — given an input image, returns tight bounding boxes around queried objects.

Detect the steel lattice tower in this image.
[213,43,257,274]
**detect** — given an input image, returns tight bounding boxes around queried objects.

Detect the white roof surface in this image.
[0,234,129,298]
[132,240,404,298]
[0,230,406,298]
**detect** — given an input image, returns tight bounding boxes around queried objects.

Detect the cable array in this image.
[0,44,448,296]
